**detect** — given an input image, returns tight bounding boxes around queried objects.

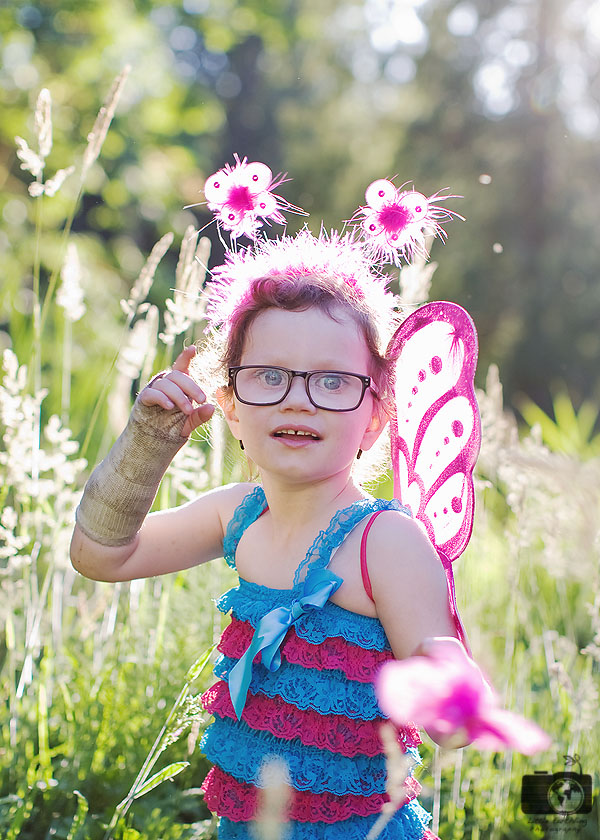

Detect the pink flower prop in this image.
[354,179,464,265]
[377,639,551,755]
[203,155,306,239]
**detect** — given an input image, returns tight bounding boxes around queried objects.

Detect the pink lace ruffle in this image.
[219,617,394,683]
[202,765,422,823]
[202,680,421,756]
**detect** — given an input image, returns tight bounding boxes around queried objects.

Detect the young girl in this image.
[71,226,470,839]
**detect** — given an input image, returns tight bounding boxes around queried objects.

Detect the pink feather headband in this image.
[198,155,463,331]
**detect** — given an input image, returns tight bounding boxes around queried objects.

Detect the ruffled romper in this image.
[201,486,439,839]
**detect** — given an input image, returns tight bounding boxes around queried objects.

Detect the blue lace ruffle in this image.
[222,486,409,578]
[216,579,392,652]
[202,715,388,795]
[214,655,381,720]
[222,485,268,569]
[217,797,432,840]
[293,497,408,584]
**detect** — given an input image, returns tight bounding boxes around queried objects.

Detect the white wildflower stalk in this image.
[121,232,174,324]
[365,723,415,840]
[253,757,291,840]
[1,349,86,707]
[167,439,208,504]
[34,88,52,160]
[81,65,131,179]
[82,233,172,458]
[57,243,85,322]
[38,68,130,340]
[108,304,158,434]
[138,305,160,386]
[159,230,210,347]
[57,243,85,420]
[17,89,72,200]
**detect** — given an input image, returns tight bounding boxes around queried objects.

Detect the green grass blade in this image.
[131,761,190,800]
[65,790,89,840]
[184,644,215,683]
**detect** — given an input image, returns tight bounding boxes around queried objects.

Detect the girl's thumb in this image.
[189,402,215,432]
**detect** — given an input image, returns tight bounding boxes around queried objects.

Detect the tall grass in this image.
[1,79,599,839]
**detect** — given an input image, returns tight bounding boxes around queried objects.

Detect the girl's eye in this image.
[258,368,285,387]
[316,374,345,391]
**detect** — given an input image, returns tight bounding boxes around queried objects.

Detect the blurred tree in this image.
[356,0,600,409]
[1,0,599,434]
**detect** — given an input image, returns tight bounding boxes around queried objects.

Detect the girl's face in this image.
[220,305,386,488]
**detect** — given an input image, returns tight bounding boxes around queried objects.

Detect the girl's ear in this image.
[216,387,241,440]
[360,401,389,452]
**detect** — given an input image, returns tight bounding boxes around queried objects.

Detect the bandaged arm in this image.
[75,396,188,548]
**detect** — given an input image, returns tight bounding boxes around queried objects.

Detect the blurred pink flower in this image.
[354,179,463,265]
[377,638,551,755]
[203,155,305,239]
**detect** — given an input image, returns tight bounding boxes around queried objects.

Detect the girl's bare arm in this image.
[366,510,458,661]
[367,511,482,748]
[70,482,254,582]
[70,346,250,582]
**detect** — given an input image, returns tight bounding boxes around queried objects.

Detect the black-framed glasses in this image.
[228,365,377,412]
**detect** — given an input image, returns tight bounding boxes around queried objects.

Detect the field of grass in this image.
[1,77,599,840]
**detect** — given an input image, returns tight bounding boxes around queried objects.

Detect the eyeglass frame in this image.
[227,365,379,412]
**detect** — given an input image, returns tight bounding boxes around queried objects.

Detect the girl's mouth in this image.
[271,428,321,442]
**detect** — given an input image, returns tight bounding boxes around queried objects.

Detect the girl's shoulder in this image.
[215,481,263,528]
[218,482,265,567]
[363,507,446,590]
[363,507,457,657]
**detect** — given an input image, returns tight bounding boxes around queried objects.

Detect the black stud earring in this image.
[239,440,245,451]
[356,449,363,460]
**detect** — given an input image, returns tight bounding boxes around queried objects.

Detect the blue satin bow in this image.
[228,568,343,720]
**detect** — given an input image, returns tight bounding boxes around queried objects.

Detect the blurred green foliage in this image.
[1,2,600,838]
[2,0,600,433]
[518,391,600,458]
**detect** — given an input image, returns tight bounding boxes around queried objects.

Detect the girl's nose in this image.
[281,375,316,411]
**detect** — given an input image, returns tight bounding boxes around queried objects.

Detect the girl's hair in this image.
[194,230,399,485]
[223,275,394,409]
[201,230,399,410]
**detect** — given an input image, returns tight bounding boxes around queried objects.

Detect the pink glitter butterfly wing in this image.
[388,301,480,561]
[388,302,480,646]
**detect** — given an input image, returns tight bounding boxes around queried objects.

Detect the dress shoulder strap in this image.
[223,485,268,569]
[293,497,408,586]
[359,509,387,602]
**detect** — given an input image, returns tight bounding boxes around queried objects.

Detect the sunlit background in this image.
[2,4,600,838]
[1,0,600,436]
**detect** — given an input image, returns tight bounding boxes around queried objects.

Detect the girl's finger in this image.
[163,370,206,403]
[171,345,196,373]
[138,387,175,410]
[152,377,195,414]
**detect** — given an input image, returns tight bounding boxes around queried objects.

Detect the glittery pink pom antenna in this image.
[353,179,464,265]
[203,155,306,239]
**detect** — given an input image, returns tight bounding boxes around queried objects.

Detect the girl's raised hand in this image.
[139,346,215,437]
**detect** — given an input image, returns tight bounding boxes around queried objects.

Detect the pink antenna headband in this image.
[196,155,463,331]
